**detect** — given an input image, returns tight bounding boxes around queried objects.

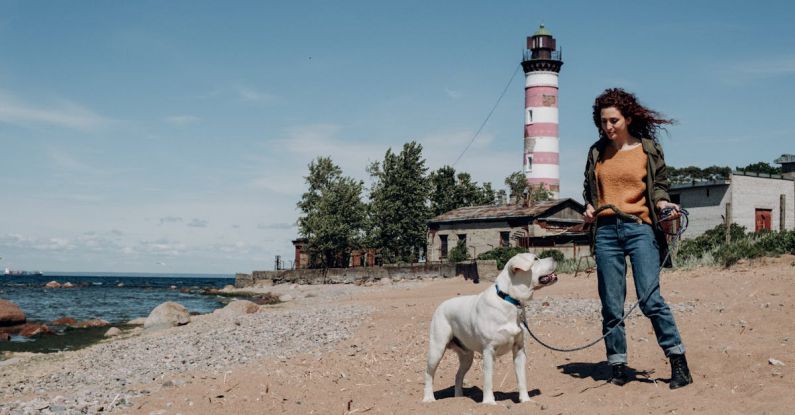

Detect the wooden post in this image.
[725,202,732,244]
[781,194,787,231]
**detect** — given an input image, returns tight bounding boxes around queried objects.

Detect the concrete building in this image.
[522,25,563,198]
[775,154,795,178]
[426,199,588,262]
[669,171,795,238]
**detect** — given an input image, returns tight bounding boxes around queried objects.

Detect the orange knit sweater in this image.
[595,144,651,224]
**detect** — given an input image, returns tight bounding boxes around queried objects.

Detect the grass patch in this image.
[676,225,795,268]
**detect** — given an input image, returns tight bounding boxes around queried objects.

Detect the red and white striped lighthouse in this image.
[521,25,563,198]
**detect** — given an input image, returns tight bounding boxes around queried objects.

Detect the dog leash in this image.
[519,205,688,353]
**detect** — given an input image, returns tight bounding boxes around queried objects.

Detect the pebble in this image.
[525,296,702,319]
[769,358,786,366]
[0,299,372,414]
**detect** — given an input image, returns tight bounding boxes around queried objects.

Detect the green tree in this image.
[447,239,470,263]
[476,182,496,205]
[368,142,430,263]
[453,172,481,207]
[669,165,731,184]
[529,186,553,202]
[297,157,366,268]
[504,171,527,204]
[429,165,458,216]
[429,167,496,217]
[504,171,552,204]
[738,161,782,175]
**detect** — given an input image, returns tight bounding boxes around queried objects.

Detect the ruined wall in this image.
[236,260,500,287]
[427,221,513,262]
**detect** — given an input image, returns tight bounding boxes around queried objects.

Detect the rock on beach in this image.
[18,324,52,337]
[212,300,259,317]
[127,317,147,325]
[104,327,122,337]
[45,280,62,288]
[144,301,191,331]
[0,299,26,326]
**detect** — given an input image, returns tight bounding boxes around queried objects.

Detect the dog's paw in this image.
[422,395,436,403]
[519,394,533,403]
[481,398,497,405]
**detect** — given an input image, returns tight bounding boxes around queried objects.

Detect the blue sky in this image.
[1,0,793,273]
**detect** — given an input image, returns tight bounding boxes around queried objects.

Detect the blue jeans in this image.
[595,217,685,365]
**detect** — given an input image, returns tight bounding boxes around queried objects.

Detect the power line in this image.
[451,64,521,167]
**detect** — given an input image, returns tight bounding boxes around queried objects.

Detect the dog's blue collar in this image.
[495,285,521,307]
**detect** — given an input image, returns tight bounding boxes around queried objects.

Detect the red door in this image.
[755,209,772,232]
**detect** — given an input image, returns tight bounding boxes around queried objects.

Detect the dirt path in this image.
[133,255,795,415]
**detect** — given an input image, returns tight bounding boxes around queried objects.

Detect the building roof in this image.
[671,170,795,191]
[671,179,730,190]
[775,154,795,164]
[533,24,552,37]
[428,198,583,224]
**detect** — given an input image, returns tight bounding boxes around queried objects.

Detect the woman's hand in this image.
[656,200,682,234]
[656,200,681,220]
[584,204,596,223]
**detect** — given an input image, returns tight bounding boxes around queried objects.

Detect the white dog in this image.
[422,253,558,404]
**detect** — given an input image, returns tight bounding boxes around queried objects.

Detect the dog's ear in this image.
[507,254,535,274]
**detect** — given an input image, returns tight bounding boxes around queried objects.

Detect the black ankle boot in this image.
[669,354,693,389]
[609,363,629,386]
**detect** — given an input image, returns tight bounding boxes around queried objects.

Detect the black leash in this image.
[520,204,688,353]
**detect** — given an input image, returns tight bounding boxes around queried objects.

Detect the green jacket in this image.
[582,137,673,266]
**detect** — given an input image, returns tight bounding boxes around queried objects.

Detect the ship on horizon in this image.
[3,267,43,276]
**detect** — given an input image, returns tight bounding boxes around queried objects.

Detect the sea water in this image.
[0,272,235,326]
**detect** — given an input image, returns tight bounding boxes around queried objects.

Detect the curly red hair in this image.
[592,88,674,141]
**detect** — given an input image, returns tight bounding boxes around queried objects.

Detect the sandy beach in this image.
[2,255,794,414]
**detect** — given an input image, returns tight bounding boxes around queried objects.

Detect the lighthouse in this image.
[521,25,563,199]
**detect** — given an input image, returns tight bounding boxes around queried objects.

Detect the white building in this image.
[670,171,794,238]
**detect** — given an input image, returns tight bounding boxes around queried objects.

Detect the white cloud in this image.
[721,55,795,84]
[247,124,385,195]
[187,218,209,228]
[45,147,102,175]
[163,115,201,126]
[159,216,183,225]
[137,238,187,256]
[0,90,111,130]
[444,88,462,99]
[198,85,276,104]
[258,222,296,230]
[251,124,511,199]
[236,86,275,103]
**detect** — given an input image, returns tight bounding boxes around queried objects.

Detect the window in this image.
[457,234,467,243]
[525,154,533,173]
[526,108,533,124]
[500,231,510,247]
[440,235,448,259]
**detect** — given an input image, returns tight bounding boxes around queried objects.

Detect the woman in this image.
[582,88,692,389]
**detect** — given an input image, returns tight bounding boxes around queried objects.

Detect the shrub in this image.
[538,249,565,263]
[447,239,470,263]
[678,223,747,261]
[477,246,527,269]
[677,224,794,268]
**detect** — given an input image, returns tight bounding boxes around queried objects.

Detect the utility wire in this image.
[451,63,522,167]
